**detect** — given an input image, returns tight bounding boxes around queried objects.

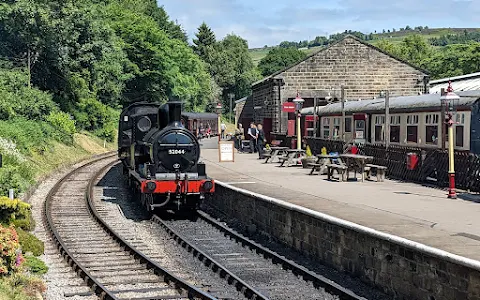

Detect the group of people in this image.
[233,122,266,159]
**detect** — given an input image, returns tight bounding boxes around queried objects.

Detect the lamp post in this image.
[292,93,305,150]
[215,102,222,142]
[440,81,459,199]
[228,93,235,124]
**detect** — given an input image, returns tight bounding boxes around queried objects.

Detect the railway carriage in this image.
[181,112,218,139]
[301,91,480,154]
[118,101,214,212]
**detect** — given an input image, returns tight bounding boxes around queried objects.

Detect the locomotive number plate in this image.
[168,149,186,155]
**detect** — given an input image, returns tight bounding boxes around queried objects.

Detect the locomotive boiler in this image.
[118,101,214,212]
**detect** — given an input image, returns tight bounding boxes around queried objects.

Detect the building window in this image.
[425,113,439,144]
[390,126,400,142]
[345,117,352,133]
[322,118,330,138]
[333,118,340,139]
[407,126,418,143]
[456,126,464,147]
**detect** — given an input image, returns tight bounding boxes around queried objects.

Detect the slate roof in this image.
[252,34,429,87]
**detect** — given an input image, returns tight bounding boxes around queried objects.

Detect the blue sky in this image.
[159,0,480,48]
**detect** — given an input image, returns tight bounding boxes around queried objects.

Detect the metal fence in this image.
[305,137,480,193]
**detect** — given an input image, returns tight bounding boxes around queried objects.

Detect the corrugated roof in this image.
[301,91,480,115]
[181,112,218,119]
[252,35,429,87]
[430,75,480,94]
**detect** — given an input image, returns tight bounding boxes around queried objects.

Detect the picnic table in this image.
[264,146,289,163]
[309,154,340,175]
[339,153,374,182]
[278,149,306,167]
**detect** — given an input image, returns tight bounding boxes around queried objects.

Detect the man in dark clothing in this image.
[256,124,266,159]
[247,122,257,153]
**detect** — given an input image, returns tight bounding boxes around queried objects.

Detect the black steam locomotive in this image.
[118,101,215,212]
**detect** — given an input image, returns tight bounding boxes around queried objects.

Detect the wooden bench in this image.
[278,156,289,167]
[365,164,387,182]
[263,153,272,163]
[308,163,322,175]
[326,164,348,182]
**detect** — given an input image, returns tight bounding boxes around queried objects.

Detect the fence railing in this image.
[305,137,480,193]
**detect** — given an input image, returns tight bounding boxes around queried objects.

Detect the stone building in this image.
[234,95,253,131]
[242,35,430,137]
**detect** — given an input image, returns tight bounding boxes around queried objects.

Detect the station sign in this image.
[218,141,234,162]
[282,102,296,112]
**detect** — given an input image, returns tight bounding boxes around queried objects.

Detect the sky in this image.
[159,0,480,48]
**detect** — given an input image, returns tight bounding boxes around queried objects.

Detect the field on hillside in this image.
[249,28,480,64]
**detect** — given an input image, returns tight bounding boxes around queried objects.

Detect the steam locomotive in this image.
[118,101,215,212]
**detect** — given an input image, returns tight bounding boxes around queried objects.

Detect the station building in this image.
[236,35,430,141]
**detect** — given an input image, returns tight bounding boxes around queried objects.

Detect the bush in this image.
[0,226,21,275]
[46,111,76,141]
[1,274,46,299]
[0,197,31,227]
[23,256,48,275]
[16,229,43,257]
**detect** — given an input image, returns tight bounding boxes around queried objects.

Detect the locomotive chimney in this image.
[168,101,183,123]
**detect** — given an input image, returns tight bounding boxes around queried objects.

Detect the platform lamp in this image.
[292,92,305,150]
[215,102,222,142]
[440,81,459,199]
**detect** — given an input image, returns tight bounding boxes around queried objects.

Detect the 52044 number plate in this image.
[168,149,186,155]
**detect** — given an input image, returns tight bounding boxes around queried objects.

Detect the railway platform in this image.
[199,138,480,262]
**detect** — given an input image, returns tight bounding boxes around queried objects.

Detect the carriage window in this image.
[426,126,438,144]
[322,118,330,138]
[407,126,418,143]
[390,126,400,142]
[345,117,352,133]
[333,118,340,138]
[374,115,385,142]
[425,114,439,144]
[456,126,464,147]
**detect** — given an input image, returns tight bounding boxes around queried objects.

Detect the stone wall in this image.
[251,35,429,134]
[208,184,480,300]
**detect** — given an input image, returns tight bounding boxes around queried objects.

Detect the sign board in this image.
[218,141,235,162]
[282,102,296,113]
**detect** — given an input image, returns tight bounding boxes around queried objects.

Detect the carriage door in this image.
[353,113,367,144]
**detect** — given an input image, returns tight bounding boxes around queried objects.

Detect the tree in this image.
[258,47,307,76]
[192,22,216,59]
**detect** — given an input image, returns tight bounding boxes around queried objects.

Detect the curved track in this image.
[44,155,217,300]
[153,211,369,300]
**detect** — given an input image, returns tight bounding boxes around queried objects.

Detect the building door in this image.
[263,118,272,142]
[287,120,295,136]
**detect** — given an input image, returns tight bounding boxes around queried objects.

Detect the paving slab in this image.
[200,138,480,261]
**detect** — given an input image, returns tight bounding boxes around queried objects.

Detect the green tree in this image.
[258,47,307,76]
[193,22,216,59]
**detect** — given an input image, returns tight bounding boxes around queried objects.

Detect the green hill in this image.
[249,27,480,65]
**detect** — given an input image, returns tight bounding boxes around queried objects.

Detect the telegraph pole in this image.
[228,93,235,124]
[341,86,346,141]
[385,90,390,149]
[27,49,31,88]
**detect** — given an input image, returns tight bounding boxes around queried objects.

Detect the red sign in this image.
[282,102,296,112]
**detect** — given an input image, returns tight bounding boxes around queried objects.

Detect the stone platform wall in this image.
[208,183,480,300]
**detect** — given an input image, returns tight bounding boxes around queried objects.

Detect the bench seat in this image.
[326,164,348,182]
[308,163,323,175]
[365,164,387,182]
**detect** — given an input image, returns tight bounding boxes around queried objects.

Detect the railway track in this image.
[44,156,217,300]
[153,212,367,300]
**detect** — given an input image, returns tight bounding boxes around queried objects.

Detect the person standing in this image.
[234,124,244,152]
[248,122,258,153]
[257,124,266,159]
[220,122,226,139]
